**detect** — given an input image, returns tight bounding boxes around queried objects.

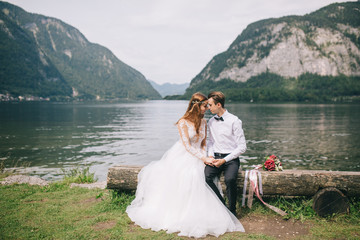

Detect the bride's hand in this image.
[203,157,214,166]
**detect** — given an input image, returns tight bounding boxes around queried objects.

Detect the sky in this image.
[4,0,351,84]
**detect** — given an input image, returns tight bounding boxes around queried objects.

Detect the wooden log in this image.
[312,187,350,217]
[107,165,360,197]
[107,165,142,191]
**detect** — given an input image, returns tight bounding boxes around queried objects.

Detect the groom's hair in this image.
[208,91,225,108]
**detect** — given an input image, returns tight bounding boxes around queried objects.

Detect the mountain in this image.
[148,80,189,97]
[0,5,71,99]
[0,1,161,100]
[185,1,360,102]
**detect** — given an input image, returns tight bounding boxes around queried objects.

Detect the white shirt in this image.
[207,110,247,162]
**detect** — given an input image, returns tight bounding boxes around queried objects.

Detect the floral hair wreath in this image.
[192,100,205,104]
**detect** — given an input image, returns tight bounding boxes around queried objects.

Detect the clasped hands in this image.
[204,156,225,168]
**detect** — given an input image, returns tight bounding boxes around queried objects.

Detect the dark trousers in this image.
[205,154,240,214]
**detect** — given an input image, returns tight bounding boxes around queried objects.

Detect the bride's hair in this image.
[177,92,207,135]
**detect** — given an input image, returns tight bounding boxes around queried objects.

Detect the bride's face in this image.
[200,101,208,115]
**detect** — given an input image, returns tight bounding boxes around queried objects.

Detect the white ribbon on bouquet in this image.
[242,166,287,216]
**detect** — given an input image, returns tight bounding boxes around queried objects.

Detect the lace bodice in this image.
[177,118,207,160]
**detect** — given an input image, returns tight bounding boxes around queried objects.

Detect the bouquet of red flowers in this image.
[263,155,283,171]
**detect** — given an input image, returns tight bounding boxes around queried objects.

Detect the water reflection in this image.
[228,104,360,171]
[0,101,359,181]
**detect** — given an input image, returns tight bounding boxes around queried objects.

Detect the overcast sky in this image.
[4,0,351,84]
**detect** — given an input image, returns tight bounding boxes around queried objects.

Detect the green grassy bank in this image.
[0,172,359,239]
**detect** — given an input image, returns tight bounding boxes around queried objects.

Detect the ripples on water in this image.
[0,101,359,181]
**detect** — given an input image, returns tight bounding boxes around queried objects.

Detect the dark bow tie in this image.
[214,116,224,121]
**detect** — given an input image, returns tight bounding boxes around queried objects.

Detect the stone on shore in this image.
[1,175,106,189]
[1,175,49,186]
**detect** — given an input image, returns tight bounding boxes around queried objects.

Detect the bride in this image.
[126,92,245,238]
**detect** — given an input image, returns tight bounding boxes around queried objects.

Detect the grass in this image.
[0,167,359,239]
[0,158,31,179]
[0,183,275,240]
[60,166,98,185]
[239,196,360,239]
[0,183,127,239]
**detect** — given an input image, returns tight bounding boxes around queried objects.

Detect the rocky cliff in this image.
[189,2,360,94]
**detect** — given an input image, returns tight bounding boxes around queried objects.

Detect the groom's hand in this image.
[213,159,226,168]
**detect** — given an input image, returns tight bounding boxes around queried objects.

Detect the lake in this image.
[1,101,359,181]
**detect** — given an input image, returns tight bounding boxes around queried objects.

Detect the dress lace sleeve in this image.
[177,119,206,161]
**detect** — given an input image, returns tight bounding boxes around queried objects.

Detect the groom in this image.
[205,91,247,216]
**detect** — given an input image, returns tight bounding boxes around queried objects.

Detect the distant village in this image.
[0,93,50,102]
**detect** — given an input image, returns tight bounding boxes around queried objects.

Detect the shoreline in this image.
[0,174,106,189]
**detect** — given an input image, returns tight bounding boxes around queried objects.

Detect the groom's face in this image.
[208,98,221,115]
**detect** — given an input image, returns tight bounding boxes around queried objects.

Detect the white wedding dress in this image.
[126,118,245,238]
